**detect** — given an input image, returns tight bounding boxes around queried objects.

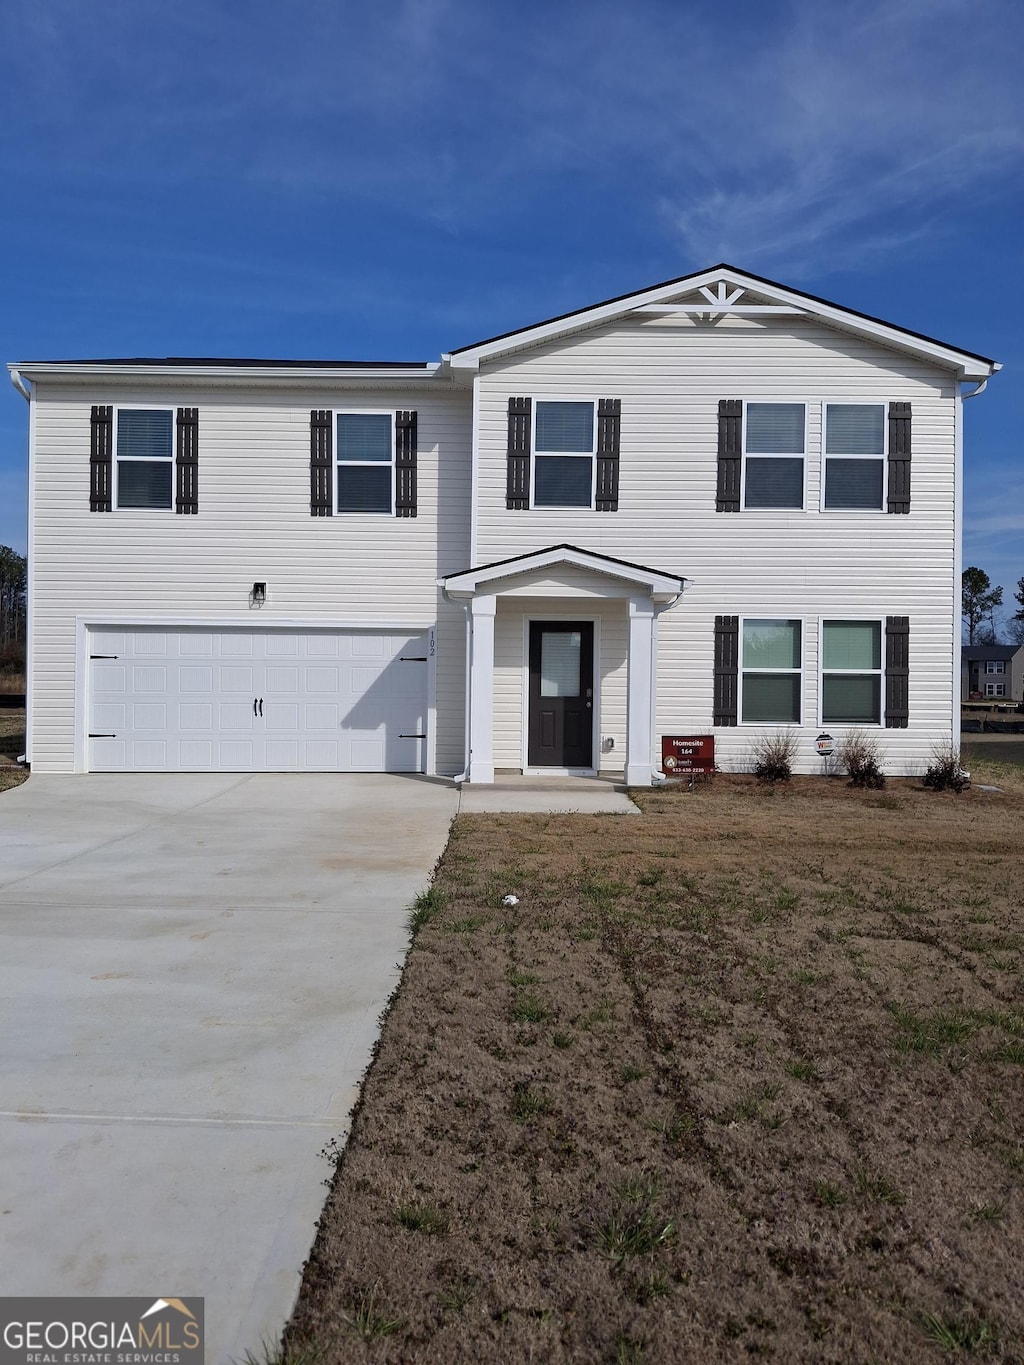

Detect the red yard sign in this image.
[661,735,715,776]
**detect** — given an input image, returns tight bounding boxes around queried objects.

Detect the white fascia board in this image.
[78,615,436,631]
[447,265,997,379]
[442,547,685,597]
[9,362,446,389]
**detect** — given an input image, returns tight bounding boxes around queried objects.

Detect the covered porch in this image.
[442,545,687,786]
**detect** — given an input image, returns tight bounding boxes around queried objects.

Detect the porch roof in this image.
[441,543,687,599]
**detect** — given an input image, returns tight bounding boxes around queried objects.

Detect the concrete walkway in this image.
[0,773,457,1364]
[458,774,641,814]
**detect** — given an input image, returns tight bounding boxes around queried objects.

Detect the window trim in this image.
[985,660,1006,675]
[739,400,807,512]
[738,615,804,725]
[334,409,397,516]
[529,398,598,510]
[113,405,175,512]
[820,401,887,514]
[818,617,884,726]
[985,682,1007,698]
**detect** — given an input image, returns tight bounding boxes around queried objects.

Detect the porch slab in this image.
[457,774,641,814]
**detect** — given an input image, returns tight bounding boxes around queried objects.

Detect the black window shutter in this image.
[310,410,333,516]
[716,400,742,512]
[506,397,531,509]
[395,410,418,518]
[884,616,910,727]
[596,398,621,512]
[175,407,199,514]
[714,615,739,725]
[887,402,912,514]
[90,405,113,512]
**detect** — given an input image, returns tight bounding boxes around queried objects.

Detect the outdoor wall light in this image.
[250,581,267,607]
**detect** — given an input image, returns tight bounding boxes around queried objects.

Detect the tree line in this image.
[962,567,1024,646]
[0,546,27,670]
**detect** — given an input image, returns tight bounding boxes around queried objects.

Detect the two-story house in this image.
[962,644,1024,703]
[9,265,998,782]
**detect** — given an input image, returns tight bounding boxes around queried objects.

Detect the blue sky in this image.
[2,0,1021,624]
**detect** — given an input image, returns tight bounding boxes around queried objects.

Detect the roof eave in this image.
[7,360,449,388]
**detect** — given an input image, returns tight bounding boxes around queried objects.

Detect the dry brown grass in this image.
[284,766,1024,1364]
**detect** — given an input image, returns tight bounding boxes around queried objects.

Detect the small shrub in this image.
[749,730,798,784]
[923,742,970,793]
[836,729,886,789]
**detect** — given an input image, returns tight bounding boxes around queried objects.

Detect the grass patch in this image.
[284,774,1024,1364]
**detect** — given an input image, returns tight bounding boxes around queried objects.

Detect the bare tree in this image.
[0,546,27,655]
[962,567,1003,645]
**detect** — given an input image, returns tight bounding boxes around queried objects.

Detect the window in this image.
[336,412,393,513]
[821,620,882,723]
[741,619,801,722]
[742,404,805,509]
[985,682,1006,698]
[116,409,173,509]
[824,404,885,510]
[985,660,1006,675]
[533,401,595,508]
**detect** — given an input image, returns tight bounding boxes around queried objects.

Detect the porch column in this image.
[468,594,497,784]
[625,595,655,786]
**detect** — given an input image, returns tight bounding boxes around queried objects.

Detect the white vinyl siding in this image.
[28,384,471,774]
[475,311,957,774]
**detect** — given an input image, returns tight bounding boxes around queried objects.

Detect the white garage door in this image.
[88,627,429,772]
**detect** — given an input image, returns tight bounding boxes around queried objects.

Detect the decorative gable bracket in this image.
[634,281,807,318]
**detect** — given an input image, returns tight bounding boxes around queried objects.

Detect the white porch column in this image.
[467,594,497,784]
[625,595,655,786]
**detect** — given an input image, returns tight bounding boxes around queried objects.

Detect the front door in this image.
[527,621,594,768]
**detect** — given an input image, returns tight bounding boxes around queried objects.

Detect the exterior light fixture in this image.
[251,582,267,607]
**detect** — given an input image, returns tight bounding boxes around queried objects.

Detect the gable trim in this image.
[441,543,686,597]
[447,264,997,379]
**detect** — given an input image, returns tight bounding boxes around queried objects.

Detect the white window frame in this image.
[985,660,1005,675]
[740,401,807,512]
[818,617,884,727]
[738,616,804,725]
[113,405,175,512]
[530,398,597,511]
[820,402,887,514]
[334,409,396,516]
[984,681,1006,698]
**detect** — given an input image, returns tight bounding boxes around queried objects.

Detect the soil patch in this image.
[284,765,1024,1363]
[0,708,28,791]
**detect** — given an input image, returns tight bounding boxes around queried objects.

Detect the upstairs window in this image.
[985,660,1006,675]
[743,404,805,509]
[533,401,595,508]
[741,619,802,722]
[116,409,173,509]
[821,620,882,723]
[337,412,393,513]
[824,404,885,510]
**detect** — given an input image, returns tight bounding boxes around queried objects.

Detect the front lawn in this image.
[282,766,1024,1363]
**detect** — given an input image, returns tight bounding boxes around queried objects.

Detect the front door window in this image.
[528,621,593,767]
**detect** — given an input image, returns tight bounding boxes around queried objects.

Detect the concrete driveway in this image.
[0,773,457,1363]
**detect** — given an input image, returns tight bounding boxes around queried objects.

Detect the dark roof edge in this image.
[448,262,997,368]
[443,542,687,583]
[16,357,433,369]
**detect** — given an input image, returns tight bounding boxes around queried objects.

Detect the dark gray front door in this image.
[527,621,594,768]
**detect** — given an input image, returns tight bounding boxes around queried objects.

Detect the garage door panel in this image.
[88,627,429,773]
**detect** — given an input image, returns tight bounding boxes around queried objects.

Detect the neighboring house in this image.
[8,264,998,782]
[961,645,1024,703]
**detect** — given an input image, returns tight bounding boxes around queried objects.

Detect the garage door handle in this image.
[259,698,263,717]
[253,697,258,717]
